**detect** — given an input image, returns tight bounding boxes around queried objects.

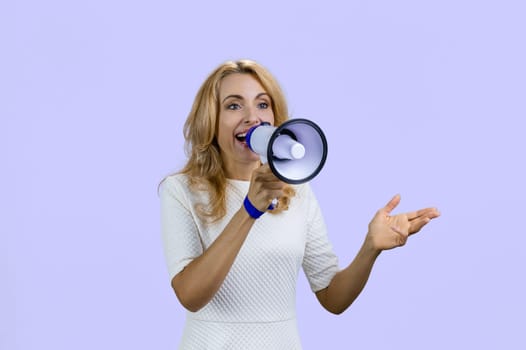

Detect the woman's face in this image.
[217,73,274,178]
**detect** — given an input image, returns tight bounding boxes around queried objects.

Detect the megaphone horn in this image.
[245,118,328,184]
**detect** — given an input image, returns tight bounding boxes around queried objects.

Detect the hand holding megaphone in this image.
[245,163,289,213]
[246,118,328,184]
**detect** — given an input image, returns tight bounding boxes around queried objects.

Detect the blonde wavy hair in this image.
[180,59,296,222]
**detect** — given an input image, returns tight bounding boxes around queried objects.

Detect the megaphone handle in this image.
[259,156,277,210]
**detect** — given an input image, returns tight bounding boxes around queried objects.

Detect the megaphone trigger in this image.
[268,198,278,211]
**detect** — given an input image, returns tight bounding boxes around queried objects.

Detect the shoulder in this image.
[159,173,210,208]
[158,174,202,205]
[159,173,190,196]
[160,173,189,189]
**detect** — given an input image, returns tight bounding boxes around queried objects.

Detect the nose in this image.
[243,106,261,125]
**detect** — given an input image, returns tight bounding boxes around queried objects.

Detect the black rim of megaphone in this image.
[267,118,328,185]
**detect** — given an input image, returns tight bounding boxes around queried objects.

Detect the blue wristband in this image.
[243,196,265,219]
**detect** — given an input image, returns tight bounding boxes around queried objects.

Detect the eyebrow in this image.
[222,93,270,104]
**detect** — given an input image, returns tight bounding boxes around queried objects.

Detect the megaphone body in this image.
[245,118,328,185]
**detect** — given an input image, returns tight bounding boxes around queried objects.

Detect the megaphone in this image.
[246,118,328,184]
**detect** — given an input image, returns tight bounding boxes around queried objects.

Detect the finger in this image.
[409,210,443,234]
[253,164,270,176]
[261,181,287,190]
[257,163,277,175]
[406,207,440,221]
[382,194,401,215]
[406,209,423,221]
[255,170,283,182]
[268,189,285,199]
[408,217,431,235]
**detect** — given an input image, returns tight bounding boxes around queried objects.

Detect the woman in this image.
[160,59,440,349]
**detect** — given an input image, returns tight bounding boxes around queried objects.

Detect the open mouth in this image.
[235,132,247,143]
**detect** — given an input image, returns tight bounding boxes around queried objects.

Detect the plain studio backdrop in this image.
[2,0,525,349]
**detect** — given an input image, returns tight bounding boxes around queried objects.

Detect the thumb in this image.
[382,194,401,215]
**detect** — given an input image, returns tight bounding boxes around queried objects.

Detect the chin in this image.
[242,152,261,163]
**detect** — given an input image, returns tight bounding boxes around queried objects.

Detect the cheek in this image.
[262,109,275,124]
[216,127,229,148]
[216,116,235,147]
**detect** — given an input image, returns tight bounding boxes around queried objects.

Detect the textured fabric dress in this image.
[160,174,339,349]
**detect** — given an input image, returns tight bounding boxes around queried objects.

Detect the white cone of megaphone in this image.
[245,118,328,184]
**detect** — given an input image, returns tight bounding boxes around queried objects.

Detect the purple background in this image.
[3,0,525,349]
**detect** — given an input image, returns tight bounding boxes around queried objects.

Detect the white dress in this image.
[160,174,339,349]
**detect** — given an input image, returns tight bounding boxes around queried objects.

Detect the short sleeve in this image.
[301,185,339,292]
[160,176,203,281]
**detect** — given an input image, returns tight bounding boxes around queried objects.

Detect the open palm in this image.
[367,194,440,251]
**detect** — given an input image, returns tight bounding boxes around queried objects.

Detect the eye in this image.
[227,103,241,110]
[257,102,269,109]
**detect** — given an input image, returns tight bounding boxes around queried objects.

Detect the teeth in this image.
[235,132,247,142]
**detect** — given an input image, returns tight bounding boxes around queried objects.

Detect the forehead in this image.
[219,73,267,99]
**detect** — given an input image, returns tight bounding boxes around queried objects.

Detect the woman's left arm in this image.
[315,194,440,314]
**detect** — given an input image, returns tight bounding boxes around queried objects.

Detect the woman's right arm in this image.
[169,164,286,312]
[171,208,254,312]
